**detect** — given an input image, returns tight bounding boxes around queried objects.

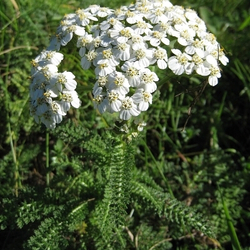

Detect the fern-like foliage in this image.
[93,138,135,249]
[130,170,214,238]
[1,187,90,250]
[1,121,217,249]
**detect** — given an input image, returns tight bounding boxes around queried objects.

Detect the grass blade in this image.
[219,187,242,250]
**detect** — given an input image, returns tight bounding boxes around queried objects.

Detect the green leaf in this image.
[238,15,250,30]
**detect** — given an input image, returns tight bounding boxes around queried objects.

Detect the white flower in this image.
[152,47,168,69]
[134,118,147,132]
[77,34,93,56]
[130,48,154,68]
[131,20,152,35]
[144,30,170,47]
[35,99,64,128]
[113,42,131,61]
[99,30,114,47]
[86,5,101,14]
[58,89,81,114]
[40,111,56,129]
[132,89,152,111]
[47,35,62,51]
[30,2,229,128]
[96,47,120,67]
[110,27,134,43]
[33,97,48,116]
[100,17,124,31]
[154,21,180,37]
[187,14,207,35]
[95,7,113,18]
[31,64,58,83]
[37,51,64,66]
[121,61,141,87]
[218,48,229,66]
[124,10,143,24]
[185,38,205,57]
[75,9,98,26]
[61,24,86,46]
[205,54,218,68]
[30,81,45,101]
[54,71,77,91]
[177,26,196,46]
[81,49,97,69]
[203,33,217,51]
[45,101,64,126]
[130,34,147,50]
[139,68,159,93]
[146,8,169,24]
[108,71,130,95]
[119,97,140,120]
[95,59,115,76]
[114,7,127,20]
[107,90,124,112]
[191,54,210,76]
[208,66,221,86]
[208,47,229,66]
[93,76,108,95]
[93,94,108,113]
[44,85,58,99]
[168,49,192,75]
[88,36,102,50]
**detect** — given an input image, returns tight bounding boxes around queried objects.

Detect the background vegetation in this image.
[0,0,250,249]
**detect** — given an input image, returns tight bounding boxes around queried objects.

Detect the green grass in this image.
[0,0,250,249]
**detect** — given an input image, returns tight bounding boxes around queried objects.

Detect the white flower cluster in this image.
[30,0,228,129]
[30,51,81,128]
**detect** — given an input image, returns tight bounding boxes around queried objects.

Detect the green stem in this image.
[46,129,50,186]
[7,117,20,196]
[3,36,20,196]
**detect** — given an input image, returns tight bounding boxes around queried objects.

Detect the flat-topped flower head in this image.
[30,0,228,129]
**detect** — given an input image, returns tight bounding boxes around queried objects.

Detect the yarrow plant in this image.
[30,0,228,130]
[26,1,232,247]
